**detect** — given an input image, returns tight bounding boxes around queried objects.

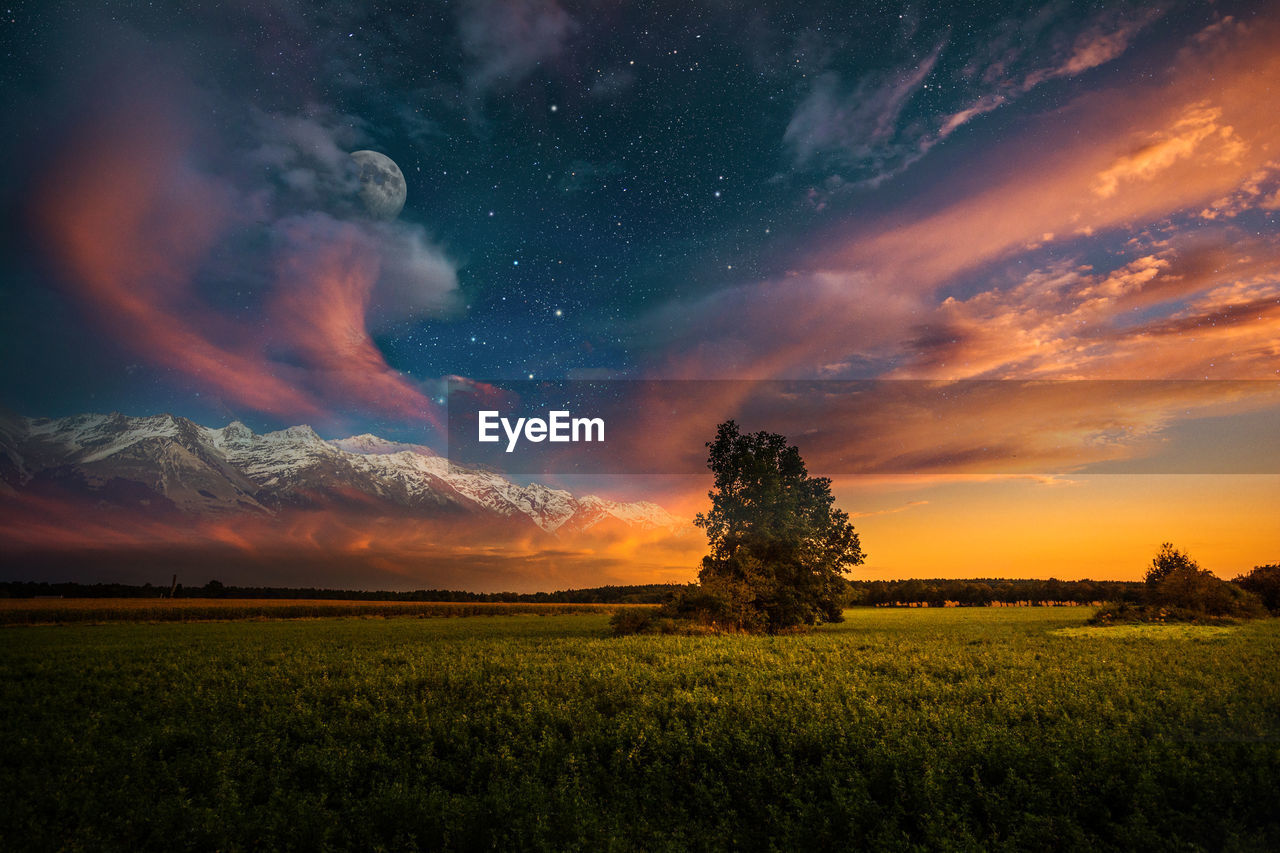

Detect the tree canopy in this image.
[693,420,863,631]
[1145,542,1199,587]
[1234,564,1280,614]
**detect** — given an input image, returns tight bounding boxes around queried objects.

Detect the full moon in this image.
[350,150,406,220]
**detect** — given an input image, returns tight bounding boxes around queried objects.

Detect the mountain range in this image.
[0,412,681,536]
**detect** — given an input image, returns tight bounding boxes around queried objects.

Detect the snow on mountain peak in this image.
[330,434,436,457]
[280,425,322,442]
[210,420,256,449]
[2,412,684,535]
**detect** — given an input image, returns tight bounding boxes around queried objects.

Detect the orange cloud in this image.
[36,96,320,416]
[1091,103,1246,199]
[818,16,1277,288]
[652,14,1280,387]
[892,237,1280,380]
[0,489,704,592]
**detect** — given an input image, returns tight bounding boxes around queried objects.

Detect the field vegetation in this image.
[3,608,1278,851]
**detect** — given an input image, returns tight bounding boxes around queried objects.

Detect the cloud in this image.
[655,11,1280,394]
[960,2,1164,94]
[1019,6,1165,89]
[266,214,455,419]
[891,241,1280,381]
[641,269,921,381]
[35,50,458,430]
[936,94,1006,137]
[784,39,946,185]
[784,5,1168,188]
[1092,103,1246,199]
[631,13,1280,493]
[458,0,577,93]
[0,494,703,592]
[849,500,929,519]
[248,107,370,214]
[822,17,1280,295]
[1199,162,1280,219]
[514,377,1280,489]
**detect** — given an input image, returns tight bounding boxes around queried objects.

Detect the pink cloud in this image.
[36,65,454,430]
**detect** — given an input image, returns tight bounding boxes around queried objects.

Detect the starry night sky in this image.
[2,0,1278,581]
[2,1,1271,424]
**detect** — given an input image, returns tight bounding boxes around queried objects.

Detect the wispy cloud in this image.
[784,39,947,186]
[458,0,577,94]
[1199,162,1280,220]
[892,241,1280,380]
[1018,5,1165,90]
[0,495,703,592]
[785,4,1168,188]
[850,500,929,519]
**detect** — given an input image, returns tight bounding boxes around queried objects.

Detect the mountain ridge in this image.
[0,412,682,535]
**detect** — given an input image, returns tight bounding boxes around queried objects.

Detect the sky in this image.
[1,0,1278,586]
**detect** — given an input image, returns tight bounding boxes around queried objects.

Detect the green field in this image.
[3,609,1278,851]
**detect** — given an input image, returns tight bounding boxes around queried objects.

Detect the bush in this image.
[1152,565,1265,618]
[1234,564,1280,614]
[611,585,782,636]
[1091,545,1266,625]
[609,608,659,636]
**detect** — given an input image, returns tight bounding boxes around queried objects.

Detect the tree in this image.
[1145,542,1199,587]
[1150,563,1263,618]
[693,420,864,631]
[1234,564,1280,614]
[1093,543,1266,624]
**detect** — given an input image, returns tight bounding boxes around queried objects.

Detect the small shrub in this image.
[609,608,660,636]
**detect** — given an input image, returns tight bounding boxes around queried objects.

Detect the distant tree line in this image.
[5,570,1274,612]
[0,580,683,604]
[0,578,1186,607]
[0,578,1138,606]
[847,578,1144,607]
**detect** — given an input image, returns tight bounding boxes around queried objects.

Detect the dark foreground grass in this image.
[2,609,1278,851]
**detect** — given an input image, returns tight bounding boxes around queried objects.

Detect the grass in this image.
[2,608,1278,851]
[1052,623,1243,640]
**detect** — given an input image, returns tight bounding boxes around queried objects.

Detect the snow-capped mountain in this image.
[0,412,682,534]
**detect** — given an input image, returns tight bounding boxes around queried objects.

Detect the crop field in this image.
[2,608,1278,851]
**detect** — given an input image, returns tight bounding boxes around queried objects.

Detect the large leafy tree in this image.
[694,420,864,631]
